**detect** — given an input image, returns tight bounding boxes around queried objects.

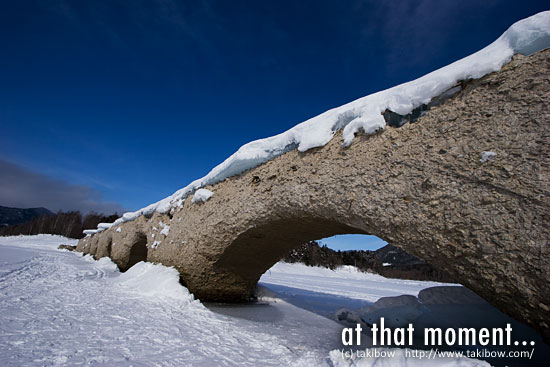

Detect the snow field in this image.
[0,235,500,366]
[0,236,334,366]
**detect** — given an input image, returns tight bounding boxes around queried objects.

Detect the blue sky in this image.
[321,234,387,252]
[0,1,547,249]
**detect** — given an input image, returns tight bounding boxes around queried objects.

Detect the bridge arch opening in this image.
[313,234,454,283]
[94,237,112,260]
[210,216,550,352]
[214,217,374,297]
[105,241,112,257]
[211,216,459,302]
[123,232,148,272]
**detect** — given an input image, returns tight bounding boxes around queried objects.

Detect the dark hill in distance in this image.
[373,244,424,267]
[0,206,54,227]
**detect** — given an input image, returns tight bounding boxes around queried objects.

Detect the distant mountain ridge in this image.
[0,206,54,227]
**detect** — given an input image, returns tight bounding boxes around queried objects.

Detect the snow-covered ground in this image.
[261,262,453,303]
[2,235,546,366]
[0,235,340,366]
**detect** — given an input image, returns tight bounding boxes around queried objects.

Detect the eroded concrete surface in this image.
[77,50,550,341]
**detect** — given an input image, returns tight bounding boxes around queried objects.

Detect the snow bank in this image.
[81,254,120,273]
[88,12,550,233]
[267,262,453,283]
[114,261,196,303]
[267,262,384,280]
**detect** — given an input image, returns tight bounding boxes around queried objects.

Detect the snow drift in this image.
[114,261,197,303]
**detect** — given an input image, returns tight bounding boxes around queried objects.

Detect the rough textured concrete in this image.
[77,50,550,341]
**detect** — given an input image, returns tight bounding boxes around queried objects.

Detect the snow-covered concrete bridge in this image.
[77,49,549,342]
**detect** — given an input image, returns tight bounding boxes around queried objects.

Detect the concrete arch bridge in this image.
[77,51,550,341]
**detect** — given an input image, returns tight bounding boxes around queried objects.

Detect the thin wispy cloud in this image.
[0,159,125,214]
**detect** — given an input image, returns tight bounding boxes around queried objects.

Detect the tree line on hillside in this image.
[283,240,455,283]
[0,211,119,239]
[283,241,375,270]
